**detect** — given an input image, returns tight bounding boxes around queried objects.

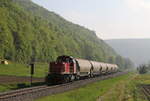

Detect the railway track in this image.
[141,85,150,101]
[0,72,127,101]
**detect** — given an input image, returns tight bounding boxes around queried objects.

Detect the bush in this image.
[137,64,148,74]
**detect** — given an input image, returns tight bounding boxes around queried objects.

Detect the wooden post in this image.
[30,63,34,86]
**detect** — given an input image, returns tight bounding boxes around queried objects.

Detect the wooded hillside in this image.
[0,0,134,69]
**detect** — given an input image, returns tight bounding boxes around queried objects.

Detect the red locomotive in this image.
[46,55,118,84]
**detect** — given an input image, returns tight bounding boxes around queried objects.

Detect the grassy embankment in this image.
[0,82,45,93]
[0,62,48,77]
[36,73,150,101]
[0,83,30,92]
[97,73,150,101]
[36,73,132,101]
[0,62,48,92]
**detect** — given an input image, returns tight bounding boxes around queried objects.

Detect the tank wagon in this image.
[46,55,118,83]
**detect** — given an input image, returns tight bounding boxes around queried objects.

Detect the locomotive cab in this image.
[47,56,77,83]
[55,56,76,74]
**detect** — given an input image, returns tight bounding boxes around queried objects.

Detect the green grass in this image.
[36,73,150,101]
[36,73,133,101]
[0,83,30,92]
[0,62,48,92]
[126,74,150,101]
[0,82,46,92]
[0,62,48,77]
[0,84,18,92]
[97,73,150,101]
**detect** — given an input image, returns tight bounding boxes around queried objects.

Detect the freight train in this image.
[46,55,118,84]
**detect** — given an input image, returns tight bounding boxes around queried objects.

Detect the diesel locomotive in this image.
[46,55,118,83]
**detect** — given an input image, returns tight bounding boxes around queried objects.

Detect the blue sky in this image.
[32,0,150,39]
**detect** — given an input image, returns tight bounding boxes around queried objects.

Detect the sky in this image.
[32,0,150,39]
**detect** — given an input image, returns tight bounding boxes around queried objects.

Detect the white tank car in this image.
[107,64,114,73]
[75,58,119,76]
[114,64,118,72]
[75,58,92,75]
[99,62,108,74]
[105,64,110,73]
[111,64,116,72]
[90,61,100,74]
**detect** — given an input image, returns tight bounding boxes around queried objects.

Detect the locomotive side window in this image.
[69,59,74,65]
[56,56,63,62]
[57,56,74,63]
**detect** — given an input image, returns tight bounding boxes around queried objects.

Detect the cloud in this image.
[125,0,150,11]
[61,9,150,39]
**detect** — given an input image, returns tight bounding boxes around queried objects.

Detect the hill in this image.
[0,0,133,69]
[105,39,150,66]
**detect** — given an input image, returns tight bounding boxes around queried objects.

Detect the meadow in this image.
[0,62,48,92]
[0,83,30,92]
[0,62,48,77]
[36,73,150,101]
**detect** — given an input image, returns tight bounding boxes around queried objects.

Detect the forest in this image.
[0,0,134,69]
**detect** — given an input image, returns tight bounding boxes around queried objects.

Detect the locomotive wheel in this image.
[70,75,75,82]
[89,69,94,78]
[89,73,94,78]
[91,74,94,77]
[75,75,80,80]
[64,75,70,83]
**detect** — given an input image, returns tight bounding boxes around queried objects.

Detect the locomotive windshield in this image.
[56,56,74,63]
